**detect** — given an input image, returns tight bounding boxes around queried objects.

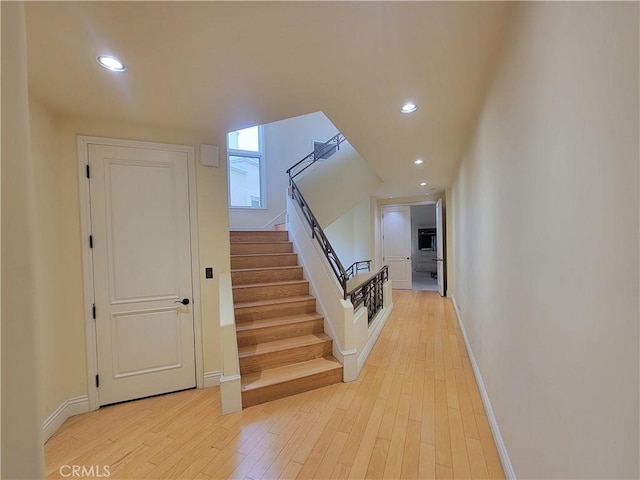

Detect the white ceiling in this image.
[25,1,513,198]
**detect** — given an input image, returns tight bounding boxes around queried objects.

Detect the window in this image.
[227,126,264,208]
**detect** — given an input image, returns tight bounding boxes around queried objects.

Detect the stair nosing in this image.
[238,333,331,357]
[231,253,297,258]
[235,313,323,332]
[234,295,315,309]
[240,357,342,390]
[231,265,302,273]
[232,279,308,290]
[230,241,292,245]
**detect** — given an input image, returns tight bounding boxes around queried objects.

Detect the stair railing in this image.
[287,134,389,324]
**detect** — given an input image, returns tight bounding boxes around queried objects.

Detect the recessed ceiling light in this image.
[96,55,126,72]
[401,103,418,114]
[420,182,427,186]
[414,159,424,165]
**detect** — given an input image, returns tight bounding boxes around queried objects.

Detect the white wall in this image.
[1,2,46,477]
[29,95,74,422]
[449,3,639,478]
[229,111,338,229]
[297,142,382,228]
[17,108,231,438]
[324,198,372,269]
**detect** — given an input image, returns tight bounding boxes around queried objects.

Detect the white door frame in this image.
[77,136,203,411]
[377,199,444,291]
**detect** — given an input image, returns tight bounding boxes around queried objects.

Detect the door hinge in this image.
[92,304,96,319]
[89,235,93,248]
[86,164,90,179]
[95,374,100,388]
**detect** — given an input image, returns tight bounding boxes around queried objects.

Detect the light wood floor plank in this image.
[382,393,411,479]
[44,290,504,480]
[449,408,472,479]
[421,369,436,446]
[436,462,454,479]
[296,409,347,479]
[419,441,436,480]
[435,379,453,468]
[338,375,383,466]
[466,436,490,479]
[313,430,349,479]
[400,419,421,479]
[463,357,486,416]
[346,397,386,479]
[365,437,390,479]
[455,367,480,440]
[279,460,302,479]
[330,462,351,479]
[476,413,506,479]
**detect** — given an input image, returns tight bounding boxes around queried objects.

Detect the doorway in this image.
[381,200,445,295]
[78,137,203,409]
[411,204,438,291]
[382,205,412,289]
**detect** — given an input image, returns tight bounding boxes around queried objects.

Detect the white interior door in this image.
[435,199,445,296]
[89,143,196,406]
[382,205,412,289]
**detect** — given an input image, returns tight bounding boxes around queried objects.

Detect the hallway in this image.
[44,291,504,479]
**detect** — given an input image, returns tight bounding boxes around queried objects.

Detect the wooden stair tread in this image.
[230,241,292,245]
[230,231,289,243]
[232,279,307,290]
[234,295,314,309]
[230,252,296,258]
[241,357,342,391]
[236,313,323,332]
[229,229,341,407]
[238,333,331,357]
[231,265,301,273]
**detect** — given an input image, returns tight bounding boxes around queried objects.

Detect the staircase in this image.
[230,230,343,408]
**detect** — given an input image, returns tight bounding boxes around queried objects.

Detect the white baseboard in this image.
[450,294,516,480]
[43,395,90,442]
[203,370,222,388]
[220,373,242,414]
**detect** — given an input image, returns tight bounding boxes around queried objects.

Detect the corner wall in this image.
[33,112,231,424]
[1,2,46,477]
[324,198,372,268]
[449,3,639,478]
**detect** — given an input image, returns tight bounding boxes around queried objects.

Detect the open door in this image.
[382,205,412,289]
[435,199,445,296]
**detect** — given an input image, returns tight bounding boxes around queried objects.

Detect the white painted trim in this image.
[186,149,204,389]
[450,294,516,480]
[77,136,99,411]
[340,348,358,382]
[77,136,204,409]
[287,217,347,354]
[203,371,222,388]
[357,299,394,375]
[43,396,90,442]
[219,374,242,414]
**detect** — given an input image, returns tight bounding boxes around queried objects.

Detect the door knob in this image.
[175,298,190,305]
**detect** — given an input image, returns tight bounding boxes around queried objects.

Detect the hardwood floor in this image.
[44,290,505,479]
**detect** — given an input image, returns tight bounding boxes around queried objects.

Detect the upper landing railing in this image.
[286,133,388,323]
